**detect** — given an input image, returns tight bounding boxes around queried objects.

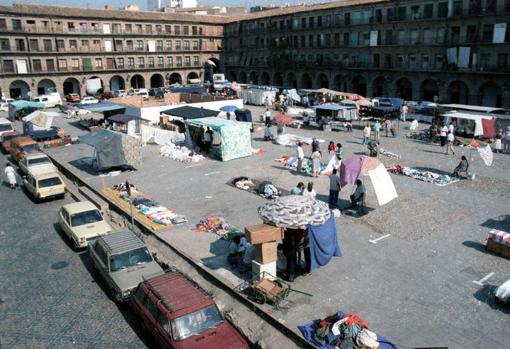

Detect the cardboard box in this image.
[245,224,283,244]
[486,240,510,260]
[255,242,278,264]
[252,260,277,281]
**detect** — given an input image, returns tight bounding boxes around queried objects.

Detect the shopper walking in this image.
[445,131,455,155]
[311,149,322,177]
[494,129,503,153]
[384,119,392,137]
[439,123,448,147]
[4,163,16,189]
[296,142,304,174]
[362,123,371,145]
[373,120,381,141]
[504,127,510,153]
[328,168,341,209]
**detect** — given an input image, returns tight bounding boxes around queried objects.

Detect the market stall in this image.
[186,117,252,161]
[442,111,495,138]
[340,156,398,206]
[78,129,142,171]
[238,87,277,106]
[107,113,142,134]
[79,102,126,118]
[8,100,44,121]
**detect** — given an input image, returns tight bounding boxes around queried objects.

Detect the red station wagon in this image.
[1,131,18,153]
[131,272,248,349]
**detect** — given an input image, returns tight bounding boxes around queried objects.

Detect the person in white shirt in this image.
[303,182,317,199]
[448,122,454,134]
[296,142,304,173]
[439,124,448,147]
[264,108,272,126]
[445,131,455,155]
[4,163,16,189]
[362,123,371,145]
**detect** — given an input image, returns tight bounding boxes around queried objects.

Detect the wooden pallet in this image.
[101,188,170,232]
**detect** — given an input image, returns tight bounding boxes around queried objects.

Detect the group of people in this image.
[494,127,510,153]
[362,119,396,145]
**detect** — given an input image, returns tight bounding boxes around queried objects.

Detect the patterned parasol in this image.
[258,195,331,229]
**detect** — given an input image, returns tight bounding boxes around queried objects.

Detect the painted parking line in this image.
[369,234,391,244]
[204,171,221,176]
[185,164,201,169]
[473,272,495,286]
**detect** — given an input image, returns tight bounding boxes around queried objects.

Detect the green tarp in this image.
[187,117,252,162]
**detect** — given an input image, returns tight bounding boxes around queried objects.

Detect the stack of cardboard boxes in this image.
[245,223,283,280]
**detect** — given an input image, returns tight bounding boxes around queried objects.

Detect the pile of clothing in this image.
[299,311,397,349]
[385,164,404,175]
[402,167,459,186]
[233,176,255,191]
[258,180,280,199]
[379,148,401,159]
[195,215,241,239]
[113,184,187,226]
[275,155,326,176]
[406,131,429,141]
[160,142,205,163]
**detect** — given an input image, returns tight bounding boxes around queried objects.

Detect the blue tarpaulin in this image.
[307,215,341,271]
[168,86,206,94]
[313,104,354,111]
[298,311,398,349]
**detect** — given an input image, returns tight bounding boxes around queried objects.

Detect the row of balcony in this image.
[2,46,205,53]
[4,26,214,37]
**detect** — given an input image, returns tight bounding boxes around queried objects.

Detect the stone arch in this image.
[37,79,56,95]
[260,72,270,85]
[150,73,165,88]
[238,71,247,84]
[186,72,200,83]
[63,77,81,96]
[169,73,182,85]
[130,74,145,89]
[248,71,259,85]
[9,80,31,99]
[109,75,125,92]
[301,73,313,89]
[395,77,413,100]
[478,82,502,107]
[317,73,329,88]
[286,72,297,88]
[352,75,367,96]
[273,72,283,87]
[420,79,439,101]
[371,76,387,97]
[333,75,346,91]
[447,80,469,104]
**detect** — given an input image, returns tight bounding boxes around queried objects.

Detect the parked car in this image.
[81,96,99,105]
[31,93,63,108]
[0,102,9,112]
[114,90,128,97]
[101,92,115,100]
[131,271,249,349]
[58,201,113,249]
[138,91,149,100]
[496,278,510,304]
[66,93,81,103]
[10,136,41,163]
[0,117,14,137]
[88,230,163,302]
[0,131,18,153]
[23,168,66,201]
[18,153,56,175]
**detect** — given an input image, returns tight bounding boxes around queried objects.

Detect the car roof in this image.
[99,230,145,254]
[12,136,36,145]
[31,169,62,179]
[62,201,98,215]
[26,152,49,159]
[0,117,11,124]
[145,271,213,312]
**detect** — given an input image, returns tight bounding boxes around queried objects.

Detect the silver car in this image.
[88,230,163,302]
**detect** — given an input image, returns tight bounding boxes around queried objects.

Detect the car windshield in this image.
[109,247,153,272]
[2,134,15,141]
[71,209,103,227]
[0,124,13,132]
[171,304,224,341]
[28,157,51,166]
[22,143,40,153]
[38,176,62,188]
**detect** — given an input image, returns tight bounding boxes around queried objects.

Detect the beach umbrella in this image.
[220,105,238,113]
[274,113,293,125]
[258,195,331,229]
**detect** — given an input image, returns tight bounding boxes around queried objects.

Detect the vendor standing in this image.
[203,127,213,154]
[264,108,272,126]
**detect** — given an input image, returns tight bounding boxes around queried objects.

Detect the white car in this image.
[114,90,127,97]
[58,201,113,249]
[495,279,510,304]
[81,97,99,105]
[0,102,9,112]
[0,117,14,137]
[18,153,56,175]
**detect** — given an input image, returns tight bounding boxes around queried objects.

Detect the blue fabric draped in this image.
[307,214,341,271]
[298,311,398,349]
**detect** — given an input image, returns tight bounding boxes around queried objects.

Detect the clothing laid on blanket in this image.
[402,167,460,186]
[298,311,397,349]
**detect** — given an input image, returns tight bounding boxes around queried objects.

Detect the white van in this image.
[32,93,63,108]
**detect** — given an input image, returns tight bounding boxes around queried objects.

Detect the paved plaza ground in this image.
[3,106,510,348]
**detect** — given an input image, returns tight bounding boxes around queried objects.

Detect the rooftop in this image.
[0,3,227,24]
[100,230,146,255]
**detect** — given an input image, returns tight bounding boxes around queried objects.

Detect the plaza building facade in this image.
[0,4,223,99]
[223,0,510,108]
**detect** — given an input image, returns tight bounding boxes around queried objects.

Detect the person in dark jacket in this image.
[452,156,469,178]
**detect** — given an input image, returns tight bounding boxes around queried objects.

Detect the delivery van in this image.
[31,93,63,108]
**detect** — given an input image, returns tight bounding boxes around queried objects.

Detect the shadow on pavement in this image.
[462,240,487,254]
[473,284,510,314]
[481,215,510,231]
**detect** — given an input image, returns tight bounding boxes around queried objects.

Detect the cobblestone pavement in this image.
[4,107,510,348]
[0,150,151,349]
